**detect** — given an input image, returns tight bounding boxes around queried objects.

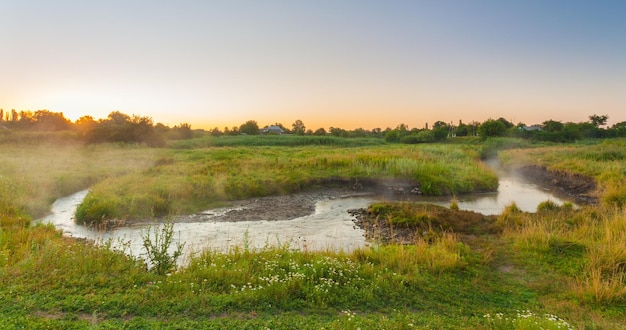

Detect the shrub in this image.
[141,221,185,275]
[75,193,120,225]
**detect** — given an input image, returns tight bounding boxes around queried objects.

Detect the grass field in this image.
[75,143,498,224]
[1,135,625,328]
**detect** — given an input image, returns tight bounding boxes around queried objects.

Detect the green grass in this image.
[0,138,158,218]
[168,134,387,148]
[368,202,499,234]
[76,144,498,224]
[1,134,626,328]
[499,138,626,206]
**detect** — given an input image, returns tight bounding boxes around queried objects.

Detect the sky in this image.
[1,1,625,131]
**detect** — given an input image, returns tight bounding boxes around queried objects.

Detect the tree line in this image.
[1,108,623,146]
[0,109,192,147]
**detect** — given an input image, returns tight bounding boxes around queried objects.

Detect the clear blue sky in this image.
[1,0,625,130]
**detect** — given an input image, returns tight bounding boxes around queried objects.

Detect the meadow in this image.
[75,139,497,224]
[0,133,625,328]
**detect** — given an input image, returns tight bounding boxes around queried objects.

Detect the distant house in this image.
[263,125,284,134]
[519,125,542,131]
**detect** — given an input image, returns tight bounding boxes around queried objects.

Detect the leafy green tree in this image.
[384,129,401,142]
[172,123,193,139]
[239,120,259,135]
[456,120,469,137]
[350,128,369,138]
[32,110,72,131]
[610,121,626,137]
[432,121,450,140]
[313,128,327,136]
[75,115,97,139]
[292,119,306,135]
[589,114,608,127]
[478,119,507,139]
[496,117,514,129]
[371,127,382,137]
[401,130,434,143]
[542,120,564,132]
[329,127,347,137]
[210,127,223,137]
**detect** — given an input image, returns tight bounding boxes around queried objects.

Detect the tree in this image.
[329,127,347,137]
[371,128,382,137]
[313,127,327,136]
[172,123,193,139]
[292,119,306,135]
[33,110,72,131]
[478,119,507,139]
[542,120,564,132]
[108,111,131,126]
[610,121,626,137]
[496,117,514,129]
[18,111,35,129]
[10,109,18,122]
[384,129,401,142]
[210,127,223,137]
[456,123,469,137]
[589,114,608,127]
[432,121,450,140]
[239,120,259,135]
[75,115,97,139]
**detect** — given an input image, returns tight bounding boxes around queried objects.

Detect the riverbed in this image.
[36,161,575,262]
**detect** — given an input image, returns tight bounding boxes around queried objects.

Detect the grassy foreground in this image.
[0,136,625,328]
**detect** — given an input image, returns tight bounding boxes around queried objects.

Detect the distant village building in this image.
[519,125,542,131]
[263,125,284,134]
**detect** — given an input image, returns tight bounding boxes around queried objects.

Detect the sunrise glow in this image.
[1,1,625,130]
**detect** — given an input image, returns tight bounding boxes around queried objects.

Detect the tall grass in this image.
[0,141,158,218]
[2,136,625,327]
[77,144,498,223]
[499,138,626,206]
[501,204,626,305]
[169,135,386,148]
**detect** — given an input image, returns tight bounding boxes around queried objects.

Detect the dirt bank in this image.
[127,178,424,225]
[350,164,598,245]
[173,187,361,223]
[517,165,598,204]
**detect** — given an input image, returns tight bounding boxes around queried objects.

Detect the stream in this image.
[36,161,575,262]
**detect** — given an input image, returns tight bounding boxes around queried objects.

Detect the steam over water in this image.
[37,161,574,262]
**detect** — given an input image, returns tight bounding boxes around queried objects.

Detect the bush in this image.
[75,194,120,225]
[141,221,185,275]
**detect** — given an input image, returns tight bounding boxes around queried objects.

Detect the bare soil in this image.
[517,165,598,204]
[136,164,597,234]
[351,165,598,244]
[175,187,360,223]
[156,178,426,224]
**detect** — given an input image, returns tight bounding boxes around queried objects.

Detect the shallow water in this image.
[36,162,575,261]
[37,192,374,262]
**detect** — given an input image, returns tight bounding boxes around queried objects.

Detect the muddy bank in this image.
[349,204,498,244]
[517,165,597,204]
[173,187,366,223]
[125,179,425,225]
[349,163,595,245]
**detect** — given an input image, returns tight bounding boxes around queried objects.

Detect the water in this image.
[36,162,575,261]
[412,160,573,215]
[36,191,374,262]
